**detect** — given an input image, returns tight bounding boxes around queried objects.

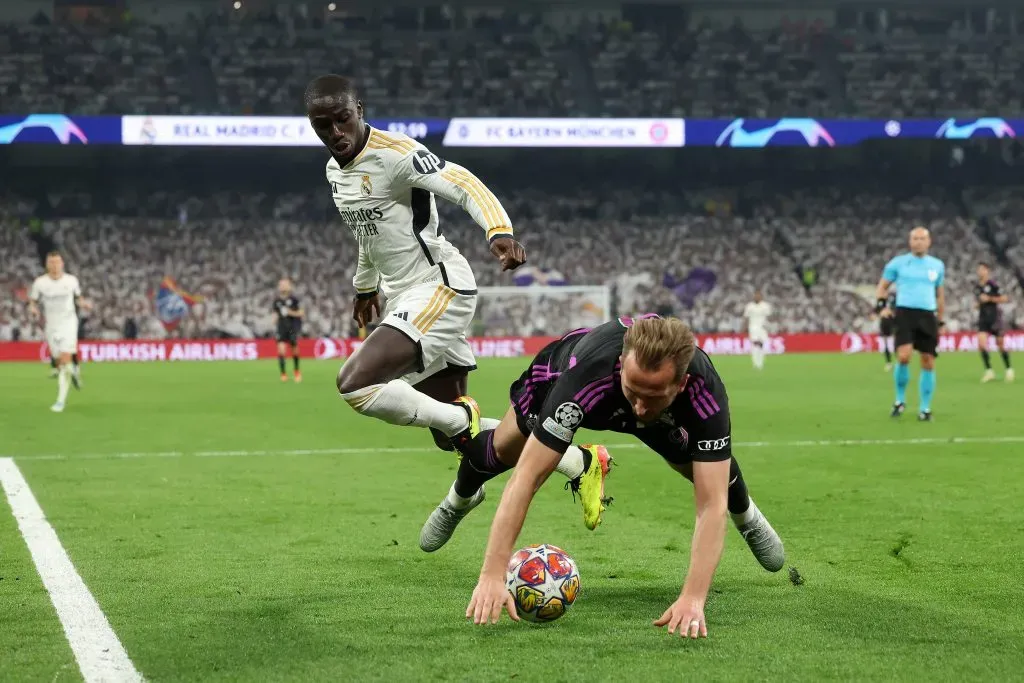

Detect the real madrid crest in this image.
[360,175,373,197]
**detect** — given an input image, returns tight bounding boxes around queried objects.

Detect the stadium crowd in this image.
[2,187,1021,341]
[3,7,1024,117]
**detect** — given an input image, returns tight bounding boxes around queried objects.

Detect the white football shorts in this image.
[46,321,79,356]
[749,327,769,345]
[380,282,477,385]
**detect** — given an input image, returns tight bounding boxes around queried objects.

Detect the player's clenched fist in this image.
[351,293,381,328]
[489,237,527,272]
[654,595,708,639]
[467,575,520,625]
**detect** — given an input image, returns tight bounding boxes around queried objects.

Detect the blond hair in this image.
[621,317,696,383]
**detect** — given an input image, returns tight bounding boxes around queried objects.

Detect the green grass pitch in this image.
[1,353,1022,682]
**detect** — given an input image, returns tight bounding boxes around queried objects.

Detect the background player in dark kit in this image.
[272,278,304,382]
[975,262,1013,383]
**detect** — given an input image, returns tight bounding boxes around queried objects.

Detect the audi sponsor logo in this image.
[696,436,730,452]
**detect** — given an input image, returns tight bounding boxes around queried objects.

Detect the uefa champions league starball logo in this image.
[0,115,88,144]
[715,118,836,148]
[554,402,583,430]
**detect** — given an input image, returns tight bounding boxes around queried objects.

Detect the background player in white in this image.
[743,290,771,370]
[29,252,91,412]
[304,75,609,531]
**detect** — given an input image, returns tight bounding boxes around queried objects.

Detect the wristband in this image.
[355,290,378,300]
[875,298,888,313]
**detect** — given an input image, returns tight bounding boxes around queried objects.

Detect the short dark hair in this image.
[979,261,991,269]
[46,250,62,258]
[304,74,359,110]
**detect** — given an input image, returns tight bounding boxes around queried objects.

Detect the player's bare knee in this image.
[493,415,527,465]
[336,365,365,395]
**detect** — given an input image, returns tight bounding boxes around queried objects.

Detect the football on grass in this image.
[506,544,580,623]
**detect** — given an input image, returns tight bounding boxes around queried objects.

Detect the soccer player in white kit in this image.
[29,252,91,412]
[743,290,772,370]
[304,75,611,540]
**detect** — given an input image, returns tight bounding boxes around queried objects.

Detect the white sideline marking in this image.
[5,435,1024,462]
[0,458,143,683]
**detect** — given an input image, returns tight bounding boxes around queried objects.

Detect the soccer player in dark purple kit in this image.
[443,315,785,637]
[975,262,1013,383]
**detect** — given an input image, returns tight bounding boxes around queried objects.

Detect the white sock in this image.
[340,380,469,435]
[554,445,587,480]
[480,417,501,431]
[731,497,760,527]
[752,346,764,369]
[444,481,476,509]
[57,364,71,404]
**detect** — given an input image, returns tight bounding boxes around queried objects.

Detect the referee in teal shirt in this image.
[875,227,946,421]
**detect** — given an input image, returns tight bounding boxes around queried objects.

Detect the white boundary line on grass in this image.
[0,458,144,683]
[5,435,1024,462]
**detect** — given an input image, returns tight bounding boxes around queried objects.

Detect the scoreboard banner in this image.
[0,114,1019,147]
[119,116,449,146]
[442,117,685,148]
[1,332,1021,362]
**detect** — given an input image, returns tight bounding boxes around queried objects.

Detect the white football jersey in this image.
[326,127,514,299]
[743,301,772,329]
[30,273,81,330]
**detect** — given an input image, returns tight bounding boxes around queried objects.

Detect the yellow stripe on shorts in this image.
[412,286,457,334]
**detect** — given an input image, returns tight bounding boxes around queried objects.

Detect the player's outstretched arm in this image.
[467,435,561,625]
[391,145,526,271]
[654,458,729,639]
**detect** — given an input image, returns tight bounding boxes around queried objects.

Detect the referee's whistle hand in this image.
[489,237,527,272]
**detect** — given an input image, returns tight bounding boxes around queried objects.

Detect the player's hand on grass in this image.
[467,575,519,625]
[654,595,707,639]
[352,294,380,328]
[489,237,526,272]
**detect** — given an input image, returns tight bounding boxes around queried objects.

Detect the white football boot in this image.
[419,486,486,552]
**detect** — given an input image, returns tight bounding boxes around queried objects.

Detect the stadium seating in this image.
[3,189,1019,341]
[2,10,1021,117]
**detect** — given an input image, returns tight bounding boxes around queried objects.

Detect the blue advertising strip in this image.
[2,115,1021,146]
[685,117,1020,147]
[0,115,122,144]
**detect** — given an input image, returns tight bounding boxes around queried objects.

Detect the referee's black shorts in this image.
[894,307,939,355]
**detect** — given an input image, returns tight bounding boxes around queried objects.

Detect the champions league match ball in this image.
[506,544,581,623]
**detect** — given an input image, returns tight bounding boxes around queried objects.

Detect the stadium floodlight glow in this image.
[233,1,241,9]
[328,2,337,10]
